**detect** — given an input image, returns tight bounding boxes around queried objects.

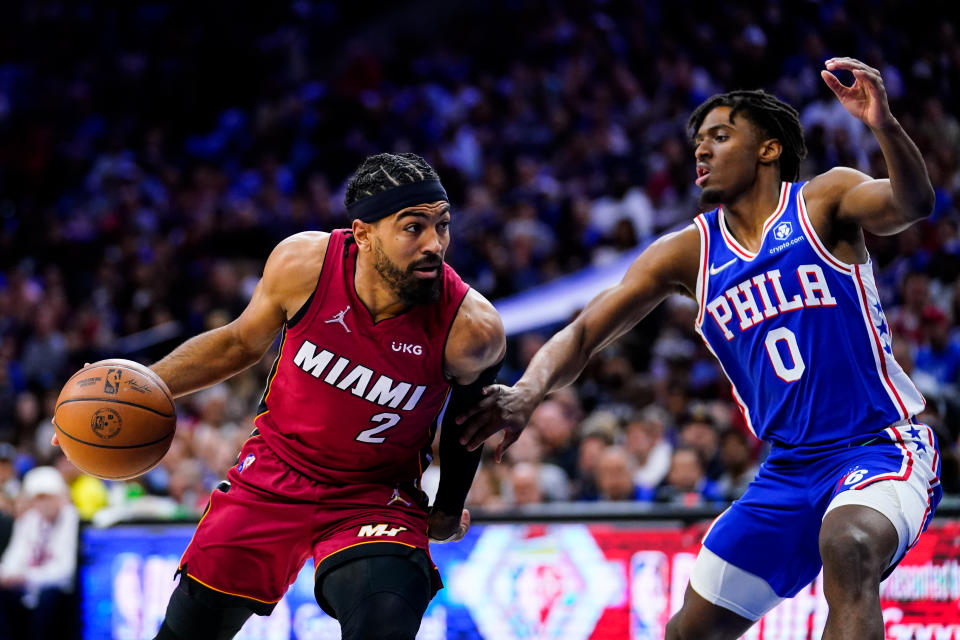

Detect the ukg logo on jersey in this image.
[391,341,423,356]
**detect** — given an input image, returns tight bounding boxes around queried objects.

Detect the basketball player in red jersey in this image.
[74,153,504,639]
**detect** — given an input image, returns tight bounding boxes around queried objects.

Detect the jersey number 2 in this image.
[764,327,805,382]
[356,412,401,444]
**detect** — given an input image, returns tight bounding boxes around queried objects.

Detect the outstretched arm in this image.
[458,225,700,458]
[812,57,934,235]
[428,289,506,542]
[151,232,328,397]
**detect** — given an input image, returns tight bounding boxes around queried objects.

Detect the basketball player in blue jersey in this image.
[458,57,939,639]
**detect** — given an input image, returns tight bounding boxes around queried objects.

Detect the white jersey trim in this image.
[694,328,757,438]
[853,264,926,419]
[693,215,710,330]
[851,265,909,419]
[853,425,913,488]
[718,181,791,261]
[796,184,855,275]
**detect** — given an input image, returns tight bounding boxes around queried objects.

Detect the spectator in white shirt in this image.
[0,466,78,640]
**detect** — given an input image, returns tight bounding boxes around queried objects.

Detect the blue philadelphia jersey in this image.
[694,181,925,447]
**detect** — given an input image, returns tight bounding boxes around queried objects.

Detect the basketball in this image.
[54,359,176,480]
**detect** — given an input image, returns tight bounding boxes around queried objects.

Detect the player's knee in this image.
[664,615,683,640]
[338,591,424,640]
[820,523,886,581]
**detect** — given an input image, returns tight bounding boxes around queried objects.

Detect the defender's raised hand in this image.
[457,383,540,462]
[821,57,894,129]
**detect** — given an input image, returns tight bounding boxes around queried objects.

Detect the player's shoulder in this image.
[269,231,331,266]
[804,167,871,203]
[446,289,506,377]
[263,231,332,290]
[454,289,504,346]
[633,223,702,294]
[273,230,332,256]
[660,222,703,248]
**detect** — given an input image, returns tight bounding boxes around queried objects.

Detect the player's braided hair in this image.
[344,152,440,206]
[687,90,807,182]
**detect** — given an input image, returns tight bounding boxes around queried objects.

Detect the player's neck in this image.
[353,256,409,322]
[720,177,783,249]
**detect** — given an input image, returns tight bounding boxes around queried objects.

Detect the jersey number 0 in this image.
[764,327,806,382]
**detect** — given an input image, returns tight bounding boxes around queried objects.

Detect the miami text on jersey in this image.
[293,340,427,410]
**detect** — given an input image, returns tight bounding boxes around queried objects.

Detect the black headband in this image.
[347,179,449,222]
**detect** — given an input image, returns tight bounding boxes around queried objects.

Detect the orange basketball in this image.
[54,359,176,480]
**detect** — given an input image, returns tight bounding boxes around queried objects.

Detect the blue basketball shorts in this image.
[690,421,941,620]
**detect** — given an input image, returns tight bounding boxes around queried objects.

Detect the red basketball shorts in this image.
[177,434,441,611]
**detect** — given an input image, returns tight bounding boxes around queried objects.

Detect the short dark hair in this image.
[687,90,807,182]
[344,153,440,207]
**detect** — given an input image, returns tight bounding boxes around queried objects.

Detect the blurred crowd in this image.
[0,0,958,532]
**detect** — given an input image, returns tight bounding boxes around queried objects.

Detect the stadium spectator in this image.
[915,306,960,391]
[715,430,760,502]
[509,463,546,507]
[624,407,673,492]
[526,399,580,480]
[571,410,618,501]
[677,413,724,481]
[502,429,570,503]
[654,446,722,507]
[0,466,78,640]
[595,446,645,502]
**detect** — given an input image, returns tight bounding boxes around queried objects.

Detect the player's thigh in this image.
[316,552,433,640]
[154,576,254,640]
[666,582,755,640]
[180,483,314,604]
[180,438,320,604]
[697,464,823,605]
[686,540,784,626]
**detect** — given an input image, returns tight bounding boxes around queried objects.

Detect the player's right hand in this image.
[457,384,540,462]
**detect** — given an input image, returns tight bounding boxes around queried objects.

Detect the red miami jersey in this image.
[254,229,470,488]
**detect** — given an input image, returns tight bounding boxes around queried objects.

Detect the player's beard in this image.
[698,186,725,209]
[373,238,443,306]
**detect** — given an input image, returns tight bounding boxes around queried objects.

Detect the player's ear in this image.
[352,219,372,252]
[759,138,783,165]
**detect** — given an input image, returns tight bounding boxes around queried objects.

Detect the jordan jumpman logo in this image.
[325,305,351,333]
[387,487,411,507]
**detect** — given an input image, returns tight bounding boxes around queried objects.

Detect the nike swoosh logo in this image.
[709,258,737,276]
